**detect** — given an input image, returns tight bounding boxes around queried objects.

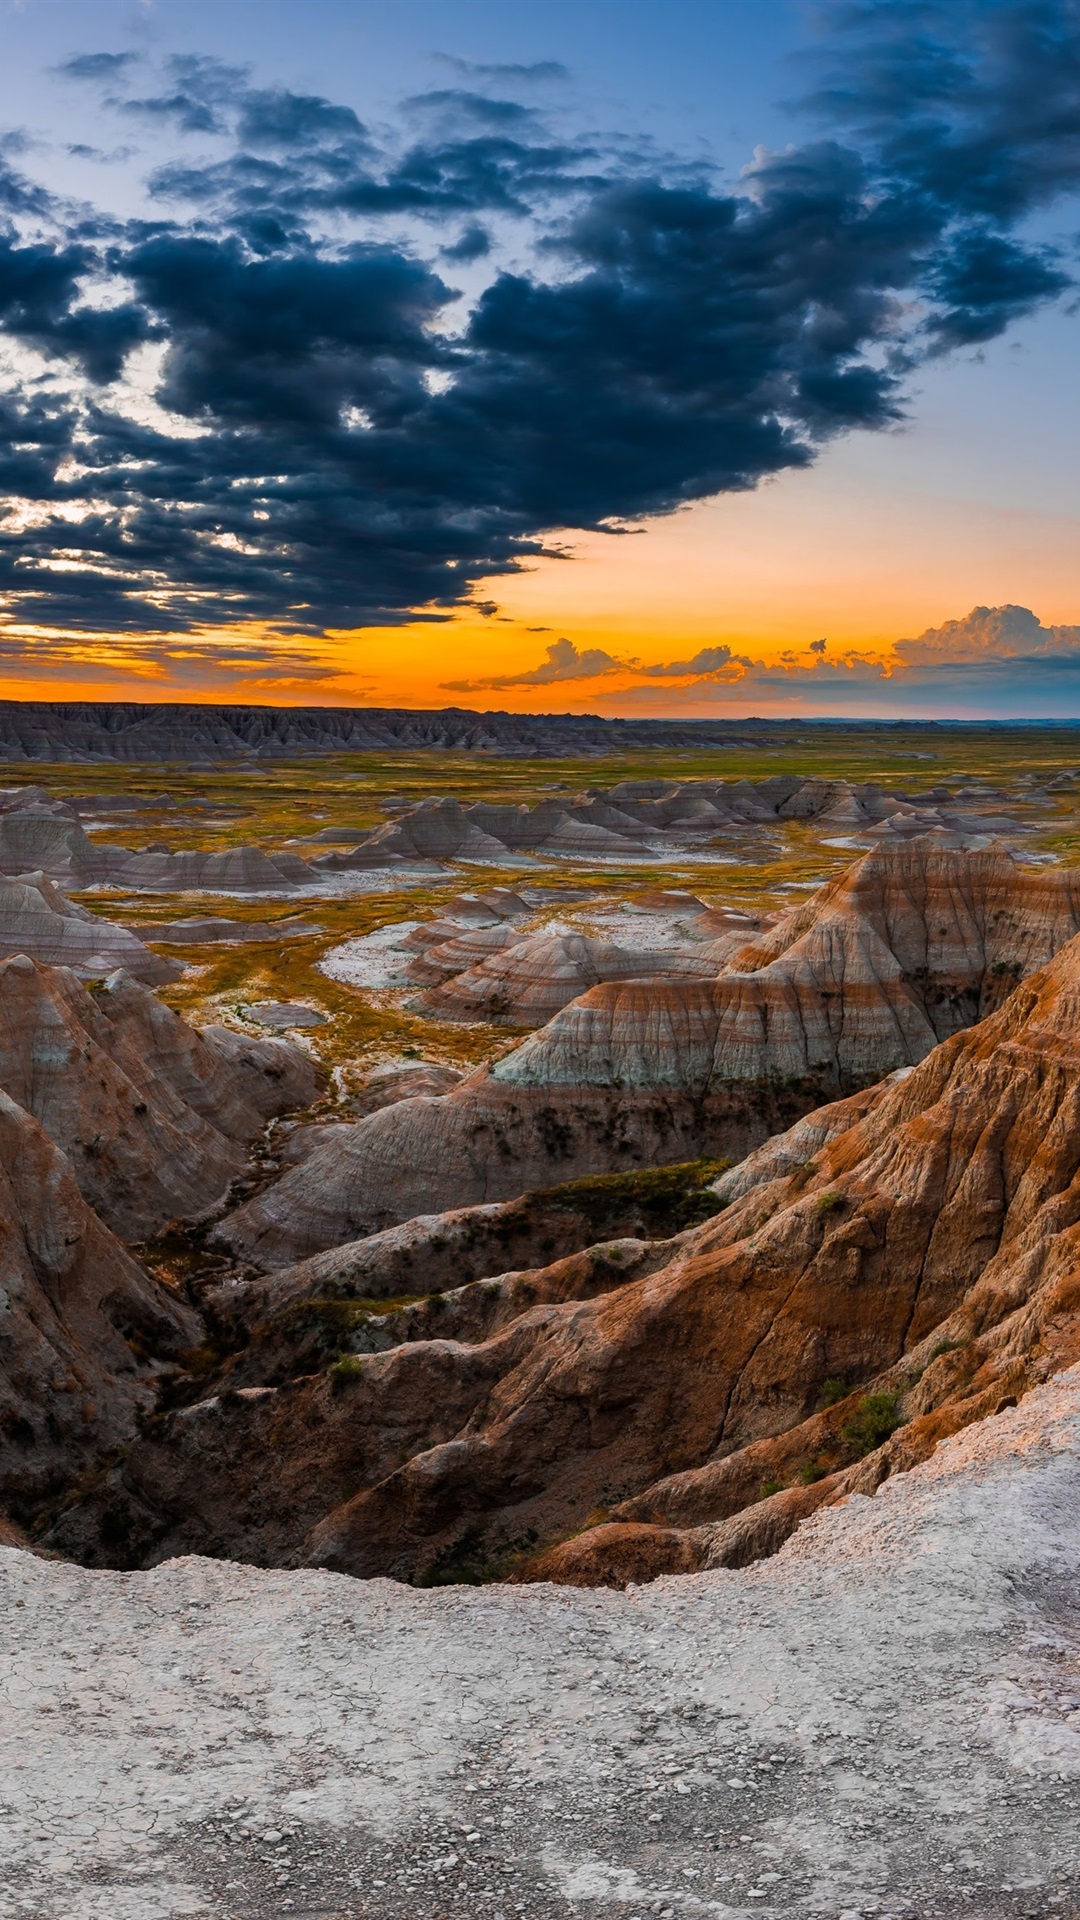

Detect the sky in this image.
[0,0,1078,716]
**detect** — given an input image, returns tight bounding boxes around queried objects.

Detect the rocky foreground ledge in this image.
[2,1370,1079,1920]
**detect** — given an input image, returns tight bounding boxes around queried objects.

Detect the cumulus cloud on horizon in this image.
[444,606,1080,719]
[610,606,1080,718]
[442,637,625,690]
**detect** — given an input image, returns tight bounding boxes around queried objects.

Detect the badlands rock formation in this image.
[0,1090,198,1519]
[58,921,1080,1585]
[124,915,318,945]
[0,952,318,1535]
[219,841,1080,1265]
[207,1160,725,1334]
[408,927,720,1026]
[0,957,319,1239]
[0,785,316,891]
[310,774,1027,868]
[0,698,756,760]
[0,873,181,983]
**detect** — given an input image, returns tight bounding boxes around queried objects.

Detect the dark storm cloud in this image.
[433,57,571,83]
[0,2,1078,641]
[0,234,153,379]
[55,52,138,82]
[923,227,1071,345]
[120,235,453,426]
[149,123,598,224]
[805,0,1080,220]
[441,222,492,262]
[121,54,249,136]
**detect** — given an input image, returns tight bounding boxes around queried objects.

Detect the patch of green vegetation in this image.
[798,1455,831,1485]
[839,1391,904,1459]
[329,1354,366,1387]
[929,1337,963,1360]
[538,1158,731,1238]
[413,1525,528,1588]
[818,1377,850,1407]
[814,1190,845,1217]
[760,1477,786,1498]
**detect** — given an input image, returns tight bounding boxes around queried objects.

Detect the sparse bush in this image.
[818,1377,849,1407]
[426,1290,447,1313]
[815,1190,845,1217]
[799,1456,830,1485]
[329,1354,364,1388]
[839,1391,902,1458]
[929,1338,962,1361]
[760,1477,786,1498]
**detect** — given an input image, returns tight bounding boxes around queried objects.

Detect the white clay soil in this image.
[2,1369,1079,1919]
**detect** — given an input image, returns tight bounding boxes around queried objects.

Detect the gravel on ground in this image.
[2,1370,1080,1920]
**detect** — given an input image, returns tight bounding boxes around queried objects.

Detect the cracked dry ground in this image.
[2,1373,1080,1920]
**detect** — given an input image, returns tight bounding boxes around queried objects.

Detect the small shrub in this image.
[760,1477,786,1498]
[839,1391,903,1459]
[815,1190,845,1217]
[799,1456,830,1485]
[818,1377,849,1408]
[426,1290,447,1313]
[929,1338,962,1361]
[329,1354,365,1388]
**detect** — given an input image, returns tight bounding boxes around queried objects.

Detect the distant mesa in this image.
[0,700,761,762]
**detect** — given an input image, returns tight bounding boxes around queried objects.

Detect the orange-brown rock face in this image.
[0,957,319,1239]
[57,924,1080,1584]
[217,842,1080,1266]
[0,1089,197,1520]
[501,838,1080,1091]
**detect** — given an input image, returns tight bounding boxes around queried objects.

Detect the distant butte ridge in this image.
[0,699,763,761]
[0,698,984,762]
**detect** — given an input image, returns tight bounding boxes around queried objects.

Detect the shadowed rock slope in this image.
[47,925,1080,1583]
[0,957,319,1239]
[0,1092,198,1523]
[0,873,181,984]
[217,842,1080,1266]
[0,957,319,1534]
